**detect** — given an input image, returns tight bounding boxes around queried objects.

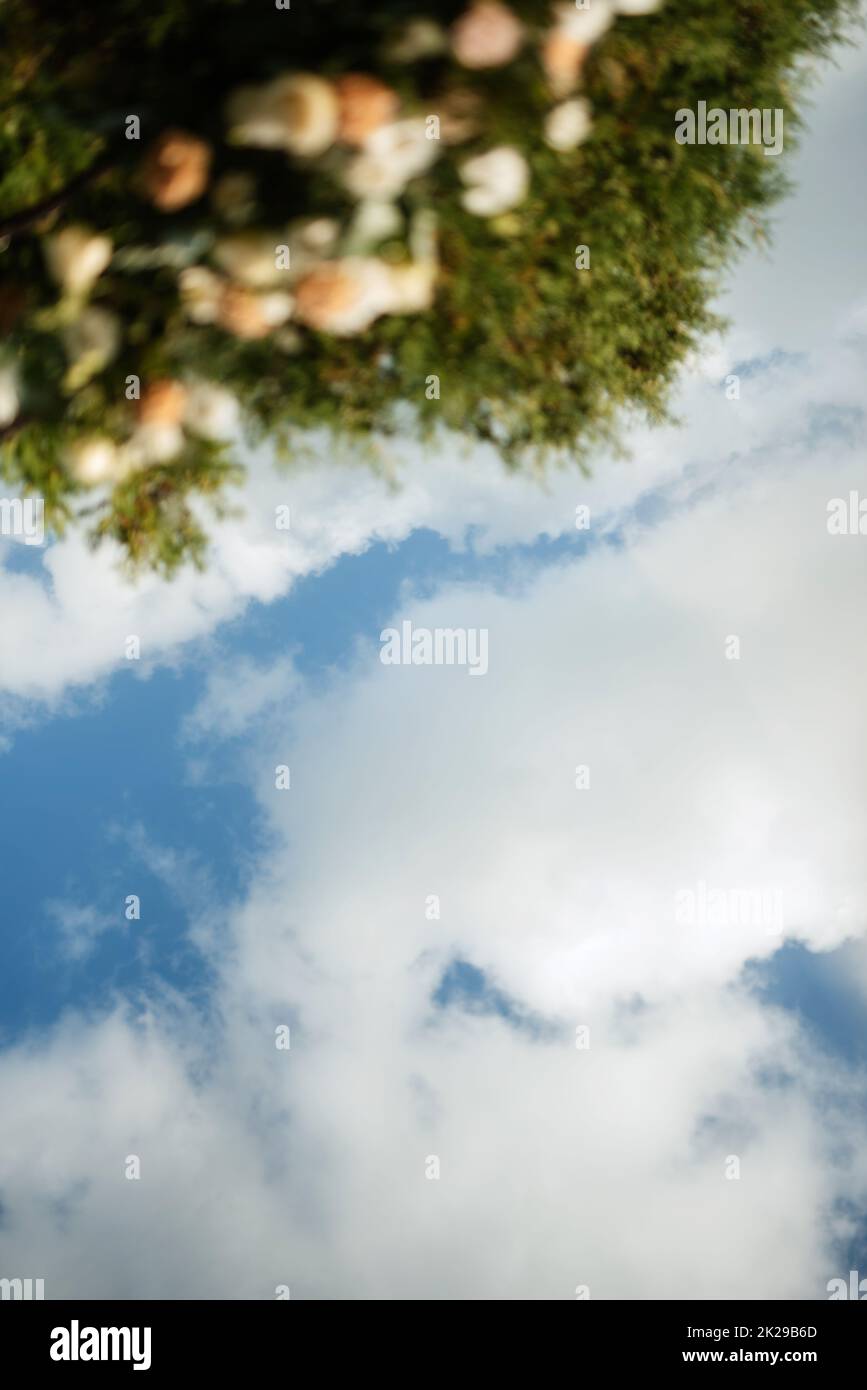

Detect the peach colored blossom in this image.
[140,131,212,212]
[336,75,400,146]
[450,3,524,70]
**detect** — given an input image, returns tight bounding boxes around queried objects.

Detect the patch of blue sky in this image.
[2,505,867,1099]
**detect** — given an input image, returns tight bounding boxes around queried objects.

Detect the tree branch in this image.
[0,416,28,447]
[0,153,115,240]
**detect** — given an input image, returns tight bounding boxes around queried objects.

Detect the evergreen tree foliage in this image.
[0,0,856,573]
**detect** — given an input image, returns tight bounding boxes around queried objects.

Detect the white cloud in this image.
[180,656,299,743]
[44,901,118,962]
[1,395,866,1297]
[1,324,864,718]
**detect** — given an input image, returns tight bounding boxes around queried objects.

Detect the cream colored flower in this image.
[139,130,212,212]
[226,74,339,157]
[179,266,224,324]
[271,221,342,283]
[62,307,121,391]
[615,0,664,13]
[387,261,438,315]
[183,381,241,441]
[0,365,20,428]
[344,200,403,255]
[343,118,439,200]
[552,0,614,43]
[213,232,291,288]
[298,219,341,253]
[127,422,185,465]
[544,97,593,150]
[66,436,124,487]
[385,19,447,63]
[336,74,400,146]
[294,258,396,336]
[257,292,295,328]
[450,3,524,69]
[460,146,529,216]
[44,226,112,298]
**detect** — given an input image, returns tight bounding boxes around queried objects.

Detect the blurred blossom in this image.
[0,365,20,428]
[65,436,124,487]
[541,30,590,96]
[461,146,529,216]
[43,226,112,299]
[216,285,294,339]
[178,266,224,324]
[183,381,241,441]
[552,0,614,45]
[62,306,121,390]
[226,74,339,157]
[344,200,403,255]
[335,74,400,146]
[343,118,439,200]
[213,232,289,288]
[127,421,185,465]
[139,129,212,212]
[137,379,188,428]
[387,261,438,315]
[450,2,525,70]
[384,19,447,63]
[615,0,666,14]
[544,97,594,151]
[294,258,397,336]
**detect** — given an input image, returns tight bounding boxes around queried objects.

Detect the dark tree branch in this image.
[0,412,34,449]
[0,153,115,240]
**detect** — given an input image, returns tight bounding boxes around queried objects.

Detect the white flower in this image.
[66,436,124,487]
[385,19,447,63]
[126,423,185,465]
[179,266,224,324]
[294,258,396,336]
[344,199,404,255]
[460,146,529,217]
[226,74,339,158]
[213,232,291,288]
[298,219,341,253]
[183,382,241,441]
[62,307,121,391]
[615,0,664,13]
[343,119,439,200]
[552,0,614,44]
[43,226,112,298]
[387,262,438,314]
[544,98,594,151]
[0,365,19,428]
[62,306,121,368]
[258,292,295,327]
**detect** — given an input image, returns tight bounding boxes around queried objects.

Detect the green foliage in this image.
[0,0,857,573]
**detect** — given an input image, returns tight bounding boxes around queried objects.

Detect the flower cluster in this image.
[4,0,667,494]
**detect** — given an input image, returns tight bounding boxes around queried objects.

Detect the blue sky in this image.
[1,23,866,1302]
[3,517,867,1060]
